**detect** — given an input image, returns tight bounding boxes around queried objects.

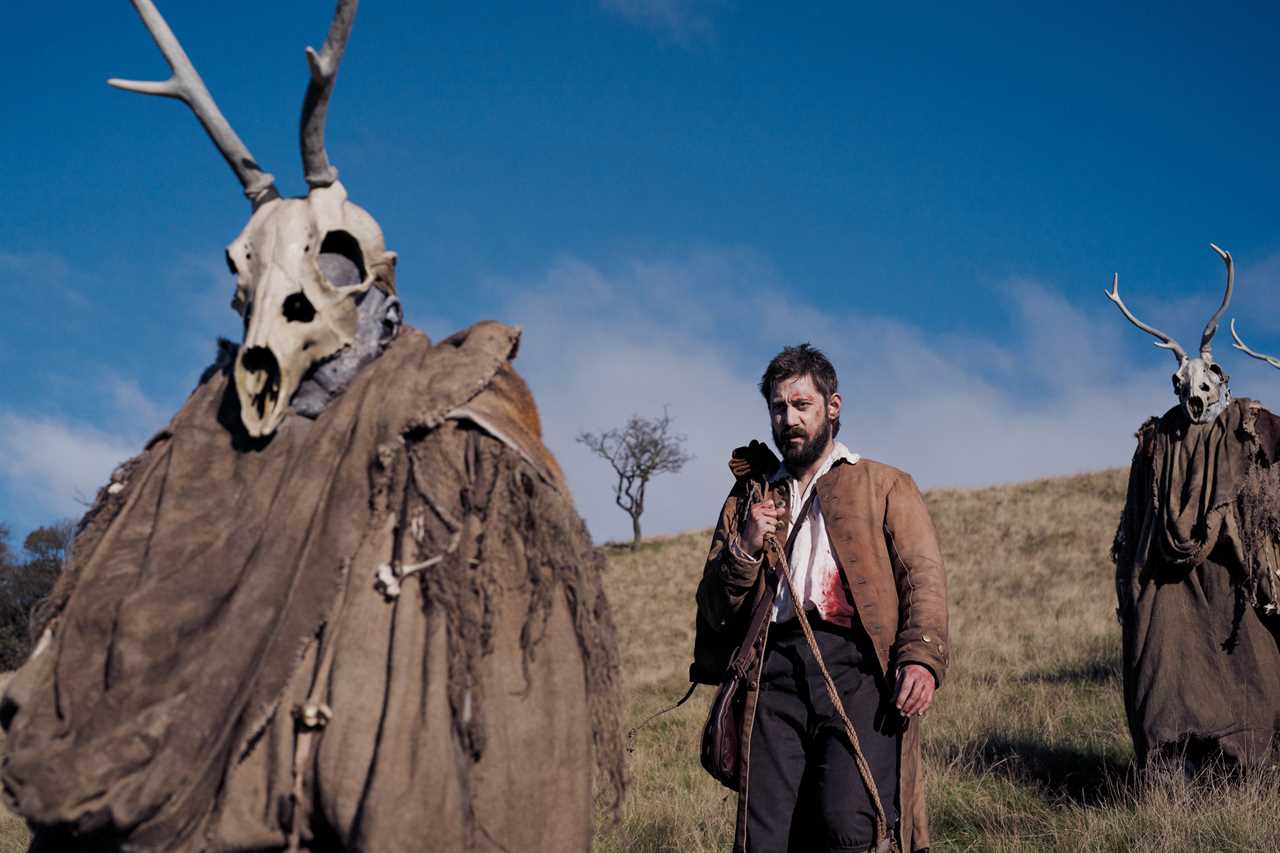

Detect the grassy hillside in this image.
[595,468,1280,853]
[0,674,26,853]
[3,469,1277,851]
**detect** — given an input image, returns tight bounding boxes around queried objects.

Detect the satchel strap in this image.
[631,474,818,746]
[780,482,817,558]
[625,681,699,751]
[727,483,818,676]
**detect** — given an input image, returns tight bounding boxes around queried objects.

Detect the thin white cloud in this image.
[492,249,1175,543]
[0,252,70,278]
[0,250,90,310]
[0,244,1194,546]
[100,372,172,433]
[0,414,139,520]
[600,0,721,43]
[0,375,171,528]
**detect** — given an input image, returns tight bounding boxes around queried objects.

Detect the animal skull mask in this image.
[1171,356,1229,424]
[1106,244,1234,424]
[228,183,395,435]
[111,0,396,437]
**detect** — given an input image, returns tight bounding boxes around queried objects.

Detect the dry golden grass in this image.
[0,673,26,853]
[4,470,1278,851]
[594,468,1280,852]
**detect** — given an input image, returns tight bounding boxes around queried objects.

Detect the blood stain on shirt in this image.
[817,556,854,628]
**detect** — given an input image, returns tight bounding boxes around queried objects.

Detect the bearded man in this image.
[693,344,949,853]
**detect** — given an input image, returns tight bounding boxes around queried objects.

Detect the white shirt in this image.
[733,441,862,624]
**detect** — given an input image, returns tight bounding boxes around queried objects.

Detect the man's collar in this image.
[771,440,861,485]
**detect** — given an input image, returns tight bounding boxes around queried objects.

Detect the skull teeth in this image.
[253,378,280,419]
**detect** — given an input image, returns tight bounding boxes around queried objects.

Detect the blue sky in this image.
[3,1,1280,544]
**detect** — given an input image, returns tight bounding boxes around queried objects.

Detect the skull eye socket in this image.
[1208,363,1225,381]
[282,292,317,324]
[225,249,238,276]
[317,230,366,288]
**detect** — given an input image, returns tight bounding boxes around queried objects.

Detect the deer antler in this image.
[108,0,277,208]
[1200,243,1234,357]
[1105,273,1189,364]
[301,0,360,189]
[1231,319,1280,370]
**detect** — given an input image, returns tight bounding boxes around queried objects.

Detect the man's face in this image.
[769,374,842,471]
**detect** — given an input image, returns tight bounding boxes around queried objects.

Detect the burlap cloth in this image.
[1114,398,1280,768]
[2,323,623,851]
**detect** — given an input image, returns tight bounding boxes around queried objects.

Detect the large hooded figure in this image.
[1108,248,1280,770]
[0,2,623,851]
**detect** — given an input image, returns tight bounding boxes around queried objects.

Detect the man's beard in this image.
[774,419,833,471]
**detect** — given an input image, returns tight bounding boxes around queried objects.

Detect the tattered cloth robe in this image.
[1,322,624,852]
[1114,398,1280,769]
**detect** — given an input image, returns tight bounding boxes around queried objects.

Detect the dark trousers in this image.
[745,618,900,853]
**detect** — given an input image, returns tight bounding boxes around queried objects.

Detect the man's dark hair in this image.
[759,343,840,436]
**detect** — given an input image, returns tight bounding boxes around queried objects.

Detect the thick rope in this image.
[763,528,895,851]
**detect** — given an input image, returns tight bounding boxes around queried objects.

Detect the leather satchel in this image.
[699,587,771,790]
[700,480,813,791]
[699,662,748,789]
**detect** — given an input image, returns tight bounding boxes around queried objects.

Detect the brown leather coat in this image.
[694,456,949,853]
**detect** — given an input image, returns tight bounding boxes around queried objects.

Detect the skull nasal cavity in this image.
[241,346,278,376]
[318,230,366,287]
[283,292,317,323]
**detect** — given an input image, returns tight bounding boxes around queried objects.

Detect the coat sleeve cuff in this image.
[893,638,947,687]
[728,536,762,566]
[719,536,763,588]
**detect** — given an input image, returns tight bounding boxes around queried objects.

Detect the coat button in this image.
[854,575,867,584]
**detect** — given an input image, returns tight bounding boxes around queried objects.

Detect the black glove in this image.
[728,440,780,482]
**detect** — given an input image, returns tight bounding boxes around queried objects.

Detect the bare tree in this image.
[578,410,692,550]
[23,519,77,572]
